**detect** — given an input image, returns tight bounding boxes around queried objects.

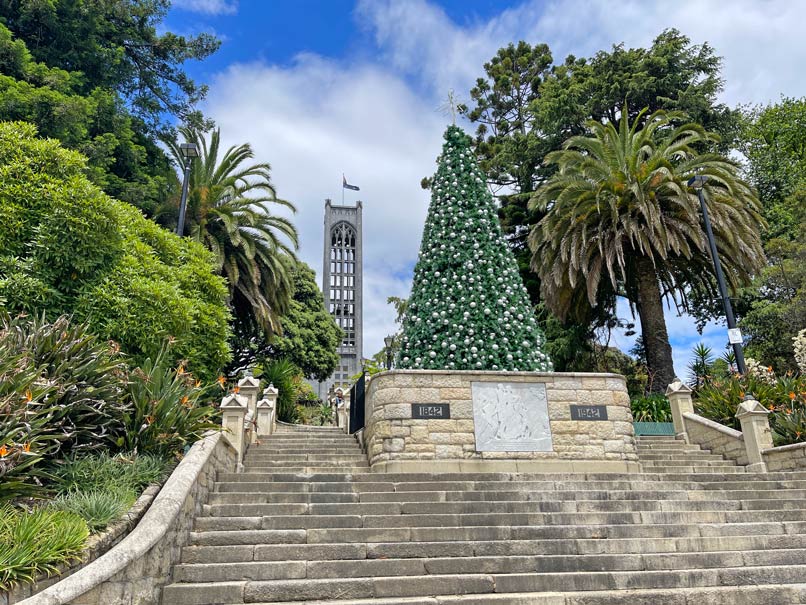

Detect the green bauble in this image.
[397,125,552,372]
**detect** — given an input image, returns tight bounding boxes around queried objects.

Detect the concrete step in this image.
[636,452,726,460]
[200,584,806,604]
[191,507,806,532]
[161,564,806,603]
[172,546,806,583]
[181,533,806,564]
[189,520,806,547]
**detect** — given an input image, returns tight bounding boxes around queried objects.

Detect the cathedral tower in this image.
[317,199,363,396]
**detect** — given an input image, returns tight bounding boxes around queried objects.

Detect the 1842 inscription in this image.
[411,403,450,419]
[570,405,608,421]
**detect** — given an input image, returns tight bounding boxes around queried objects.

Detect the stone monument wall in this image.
[363,370,638,473]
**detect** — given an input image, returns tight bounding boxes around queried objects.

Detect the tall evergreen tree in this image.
[397,126,552,372]
[530,109,764,392]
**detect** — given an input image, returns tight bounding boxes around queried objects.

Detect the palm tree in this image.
[164,127,299,336]
[529,108,765,393]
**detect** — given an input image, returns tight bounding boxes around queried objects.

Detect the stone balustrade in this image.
[667,379,803,473]
[220,380,278,471]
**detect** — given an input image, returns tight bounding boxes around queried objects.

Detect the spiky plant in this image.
[530,108,765,392]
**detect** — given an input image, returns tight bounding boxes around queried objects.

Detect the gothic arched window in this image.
[330,222,356,347]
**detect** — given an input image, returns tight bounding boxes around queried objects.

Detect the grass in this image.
[51,490,135,532]
[50,451,168,496]
[0,505,89,591]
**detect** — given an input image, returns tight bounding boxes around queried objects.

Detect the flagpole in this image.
[342,178,344,206]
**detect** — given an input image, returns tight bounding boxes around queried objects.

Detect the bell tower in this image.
[317,198,363,397]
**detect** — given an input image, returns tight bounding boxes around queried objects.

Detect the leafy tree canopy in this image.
[460,30,740,371]
[0,122,231,379]
[1,0,218,131]
[267,263,342,382]
[0,1,219,215]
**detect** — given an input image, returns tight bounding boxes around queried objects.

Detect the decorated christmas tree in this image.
[397,125,553,372]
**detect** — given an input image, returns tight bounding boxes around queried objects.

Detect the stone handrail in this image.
[16,432,237,605]
[667,379,779,472]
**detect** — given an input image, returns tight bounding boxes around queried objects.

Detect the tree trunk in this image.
[634,257,677,394]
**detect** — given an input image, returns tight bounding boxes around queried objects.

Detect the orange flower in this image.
[739,392,745,398]
[790,392,796,400]
[180,396,190,408]
[146,415,155,425]
[233,386,240,394]
[25,390,32,402]
[217,376,226,386]
[22,443,30,452]
[177,365,186,376]
[194,380,201,388]
[768,366,774,372]
[0,445,7,457]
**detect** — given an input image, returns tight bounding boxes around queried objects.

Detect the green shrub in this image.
[0,505,88,590]
[0,313,129,453]
[630,394,672,422]
[0,122,231,380]
[51,490,134,532]
[259,359,300,423]
[695,372,806,444]
[122,347,220,457]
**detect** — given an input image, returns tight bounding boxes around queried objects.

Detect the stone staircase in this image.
[162,426,806,604]
[637,434,745,474]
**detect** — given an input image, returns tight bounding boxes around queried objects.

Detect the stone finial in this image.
[665,379,692,396]
[220,393,248,409]
[666,377,694,443]
[263,383,279,396]
[735,394,772,472]
[237,374,261,389]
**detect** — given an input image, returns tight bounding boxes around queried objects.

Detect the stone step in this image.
[248,443,361,454]
[636,452,726,460]
[172,546,806,583]
[640,466,746,474]
[181,533,806,564]
[189,520,806,548]
[201,497,806,518]
[215,478,782,494]
[244,453,367,460]
[191,508,806,532]
[207,487,806,506]
[242,460,369,468]
[161,564,806,603]
[229,584,806,605]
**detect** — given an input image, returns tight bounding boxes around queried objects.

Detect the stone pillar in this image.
[258,384,279,436]
[238,373,261,443]
[735,396,773,473]
[220,393,248,471]
[666,379,694,443]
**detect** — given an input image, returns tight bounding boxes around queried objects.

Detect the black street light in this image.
[176,142,199,237]
[384,335,395,370]
[688,175,747,376]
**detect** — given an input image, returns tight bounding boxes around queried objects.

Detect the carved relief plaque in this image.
[471,382,553,452]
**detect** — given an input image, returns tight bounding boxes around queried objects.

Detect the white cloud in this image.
[203,54,444,358]
[200,0,806,369]
[172,0,237,16]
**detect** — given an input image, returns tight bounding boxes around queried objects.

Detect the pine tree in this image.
[397,126,552,372]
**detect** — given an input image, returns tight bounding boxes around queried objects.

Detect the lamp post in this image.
[688,175,747,376]
[176,142,199,237]
[384,335,395,370]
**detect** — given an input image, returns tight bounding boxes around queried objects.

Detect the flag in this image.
[343,175,360,191]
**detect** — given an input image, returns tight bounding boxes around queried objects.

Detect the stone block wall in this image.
[763,442,806,471]
[682,413,749,466]
[17,433,236,605]
[364,371,638,473]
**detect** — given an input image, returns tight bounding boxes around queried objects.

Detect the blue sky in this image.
[164,0,806,376]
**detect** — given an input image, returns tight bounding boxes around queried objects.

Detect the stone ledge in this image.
[16,432,235,605]
[682,412,743,439]
[763,441,806,454]
[371,459,641,474]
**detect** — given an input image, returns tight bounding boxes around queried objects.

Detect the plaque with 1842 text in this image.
[570,405,608,421]
[411,403,451,419]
